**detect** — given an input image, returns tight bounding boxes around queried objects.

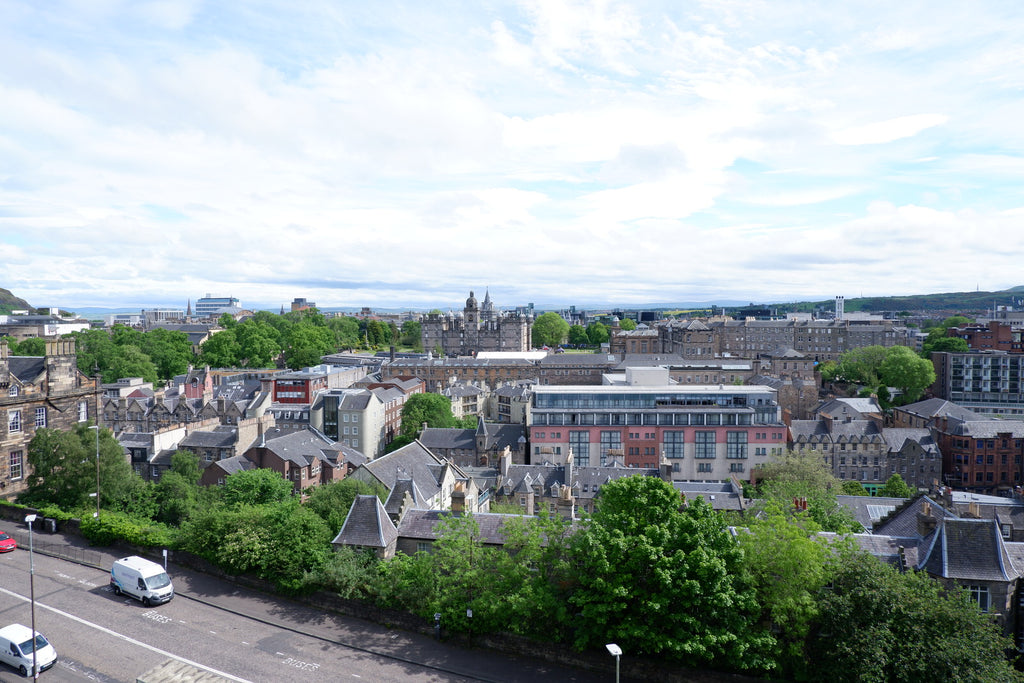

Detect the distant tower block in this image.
[835,296,845,321]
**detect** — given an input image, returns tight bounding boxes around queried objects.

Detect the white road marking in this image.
[0,585,252,682]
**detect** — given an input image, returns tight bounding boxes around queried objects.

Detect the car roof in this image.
[0,624,34,640]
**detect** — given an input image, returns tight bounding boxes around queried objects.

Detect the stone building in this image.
[421,290,532,356]
[1,339,102,499]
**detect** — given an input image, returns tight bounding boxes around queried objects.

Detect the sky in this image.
[2,1,1024,313]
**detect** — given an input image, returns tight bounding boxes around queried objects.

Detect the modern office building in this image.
[528,369,786,479]
[931,351,1024,417]
[194,295,240,319]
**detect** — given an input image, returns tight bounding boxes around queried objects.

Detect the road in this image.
[0,542,611,683]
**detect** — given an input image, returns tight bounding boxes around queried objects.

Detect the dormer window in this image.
[8,386,17,397]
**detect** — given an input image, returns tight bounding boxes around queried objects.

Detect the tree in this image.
[21,424,141,513]
[221,468,295,506]
[400,320,422,349]
[754,450,861,533]
[399,392,457,439]
[877,472,915,498]
[153,451,203,525]
[586,321,610,345]
[808,550,1022,683]
[140,328,195,380]
[567,476,772,671]
[532,312,569,348]
[68,328,118,378]
[737,502,849,677]
[328,316,362,349]
[107,344,159,383]
[840,480,869,496]
[567,324,589,346]
[879,345,936,404]
[198,329,241,368]
[924,336,970,356]
[234,319,282,368]
[618,318,637,331]
[284,324,332,369]
[9,337,46,356]
[304,478,387,534]
[832,345,889,386]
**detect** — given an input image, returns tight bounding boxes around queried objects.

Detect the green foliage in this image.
[532,311,569,347]
[925,336,970,355]
[457,415,478,429]
[139,328,194,380]
[399,392,457,439]
[328,316,362,349]
[618,318,637,331]
[879,345,936,404]
[304,479,387,534]
[808,550,1022,683]
[840,480,869,496]
[234,319,282,368]
[754,450,861,533]
[400,320,422,349]
[199,329,241,368]
[567,477,773,671]
[586,321,610,345]
[310,546,381,599]
[177,500,332,593]
[221,468,295,506]
[737,503,849,677]
[22,424,144,514]
[284,323,333,369]
[384,434,414,453]
[79,510,174,547]
[877,473,915,498]
[567,324,589,346]
[831,345,888,386]
[9,337,46,356]
[108,344,159,384]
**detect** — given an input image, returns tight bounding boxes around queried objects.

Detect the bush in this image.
[80,511,174,547]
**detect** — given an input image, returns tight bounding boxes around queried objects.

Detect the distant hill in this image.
[778,288,1024,315]
[0,287,32,314]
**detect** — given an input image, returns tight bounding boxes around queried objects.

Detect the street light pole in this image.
[605,643,622,683]
[89,425,100,518]
[25,513,37,679]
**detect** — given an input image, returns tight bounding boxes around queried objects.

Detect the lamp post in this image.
[25,513,38,679]
[605,643,622,683]
[88,425,100,518]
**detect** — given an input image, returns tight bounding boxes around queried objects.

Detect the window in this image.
[417,542,431,553]
[7,386,17,397]
[664,431,684,459]
[967,585,990,612]
[599,430,622,466]
[78,401,88,422]
[35,407,47,428]
[9,451,23,480]
[352,426,358,435]
[729,462,744,473]
[695,431,715,459]
[726,431,747,459]
[569,431,589,466]
[7,410,21,433]
[697,462,713,473]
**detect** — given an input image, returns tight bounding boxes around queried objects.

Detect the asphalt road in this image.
[0,534,614,683]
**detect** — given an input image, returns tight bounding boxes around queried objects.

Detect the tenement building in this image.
[1,340,102,499]
[421,290,532,356]
[528,368,787,479]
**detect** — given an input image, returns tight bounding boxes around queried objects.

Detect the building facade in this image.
[528,378,786,478]
[931,351,1024,417]
[421,291,532,356]
[1,340,102,499]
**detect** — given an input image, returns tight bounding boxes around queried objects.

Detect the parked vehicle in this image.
[0,623,57,677]
[0,532,15,553]
[110,556,174,606]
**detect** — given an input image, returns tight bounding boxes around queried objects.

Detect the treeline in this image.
[12,427,1020,682]
[8,309,423,383]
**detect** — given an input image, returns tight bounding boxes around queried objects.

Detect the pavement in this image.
[6,525,617,683]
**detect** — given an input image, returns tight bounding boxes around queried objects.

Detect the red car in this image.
[0,532,16,553]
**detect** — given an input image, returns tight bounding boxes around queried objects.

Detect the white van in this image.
[0,623,57,677]
[110,556,174,606]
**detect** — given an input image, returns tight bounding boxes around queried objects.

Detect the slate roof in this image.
[258,428,342,467]
[477,421,526,451]
[872,496,959,538]
[820,532,921,569]
[179,426,239,450]
[675,481,747,511]
[396,510,541,545]
[882,428,939,454]
[7,356,45,383]
[210,454,256,476]
[815,397,883,418]
[836,495,909,531]
[419,428,476,451]
[384,478,427,517]
[898,398,979,422]
[918,518,1016,581]
[332,495,398,548]
[357,440,451,500]
[947,420,1024,438]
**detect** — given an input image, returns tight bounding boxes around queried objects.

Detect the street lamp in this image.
[25,513,38,679]
[88,425,100,518]
[605,643,622,683]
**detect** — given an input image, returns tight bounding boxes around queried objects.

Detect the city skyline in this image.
[3,1,1024,310]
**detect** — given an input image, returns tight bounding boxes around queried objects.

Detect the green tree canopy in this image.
[567,324,589,346]
[400,320,422,349]
[877,472,916,498]
[198,329,242,368]
[284,323,333,369]
[924,335,970,356]
[831,345,889,386]
[879,345,936,403]
[618,318,637,331]
[532,312,569,347]
[808,550,1022,683]
[108,344,159,384]
[586,321,610,345]
[221,468,295,506]
[8,337,46,356]
[139,328,195,380]
[304,478,387,534]
[567,476,772,670]
[399,392,457,439]
[754,449,861,533]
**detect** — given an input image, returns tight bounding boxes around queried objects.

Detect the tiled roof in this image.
[419,428,476,451]
[898,398,978,421]
[8,356,46,383]
[872,496,959,538]
[882,428,939,453]
[396,510,534,545]
[836,495,908,531]
[332,495,398,548]
[260,428,340,466]
[918,518,1016,581]
[949,420,1024,438]
[358,441,450,499]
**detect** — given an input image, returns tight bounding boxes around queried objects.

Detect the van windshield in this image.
[146,572,171,590]
[17,634,48,654]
